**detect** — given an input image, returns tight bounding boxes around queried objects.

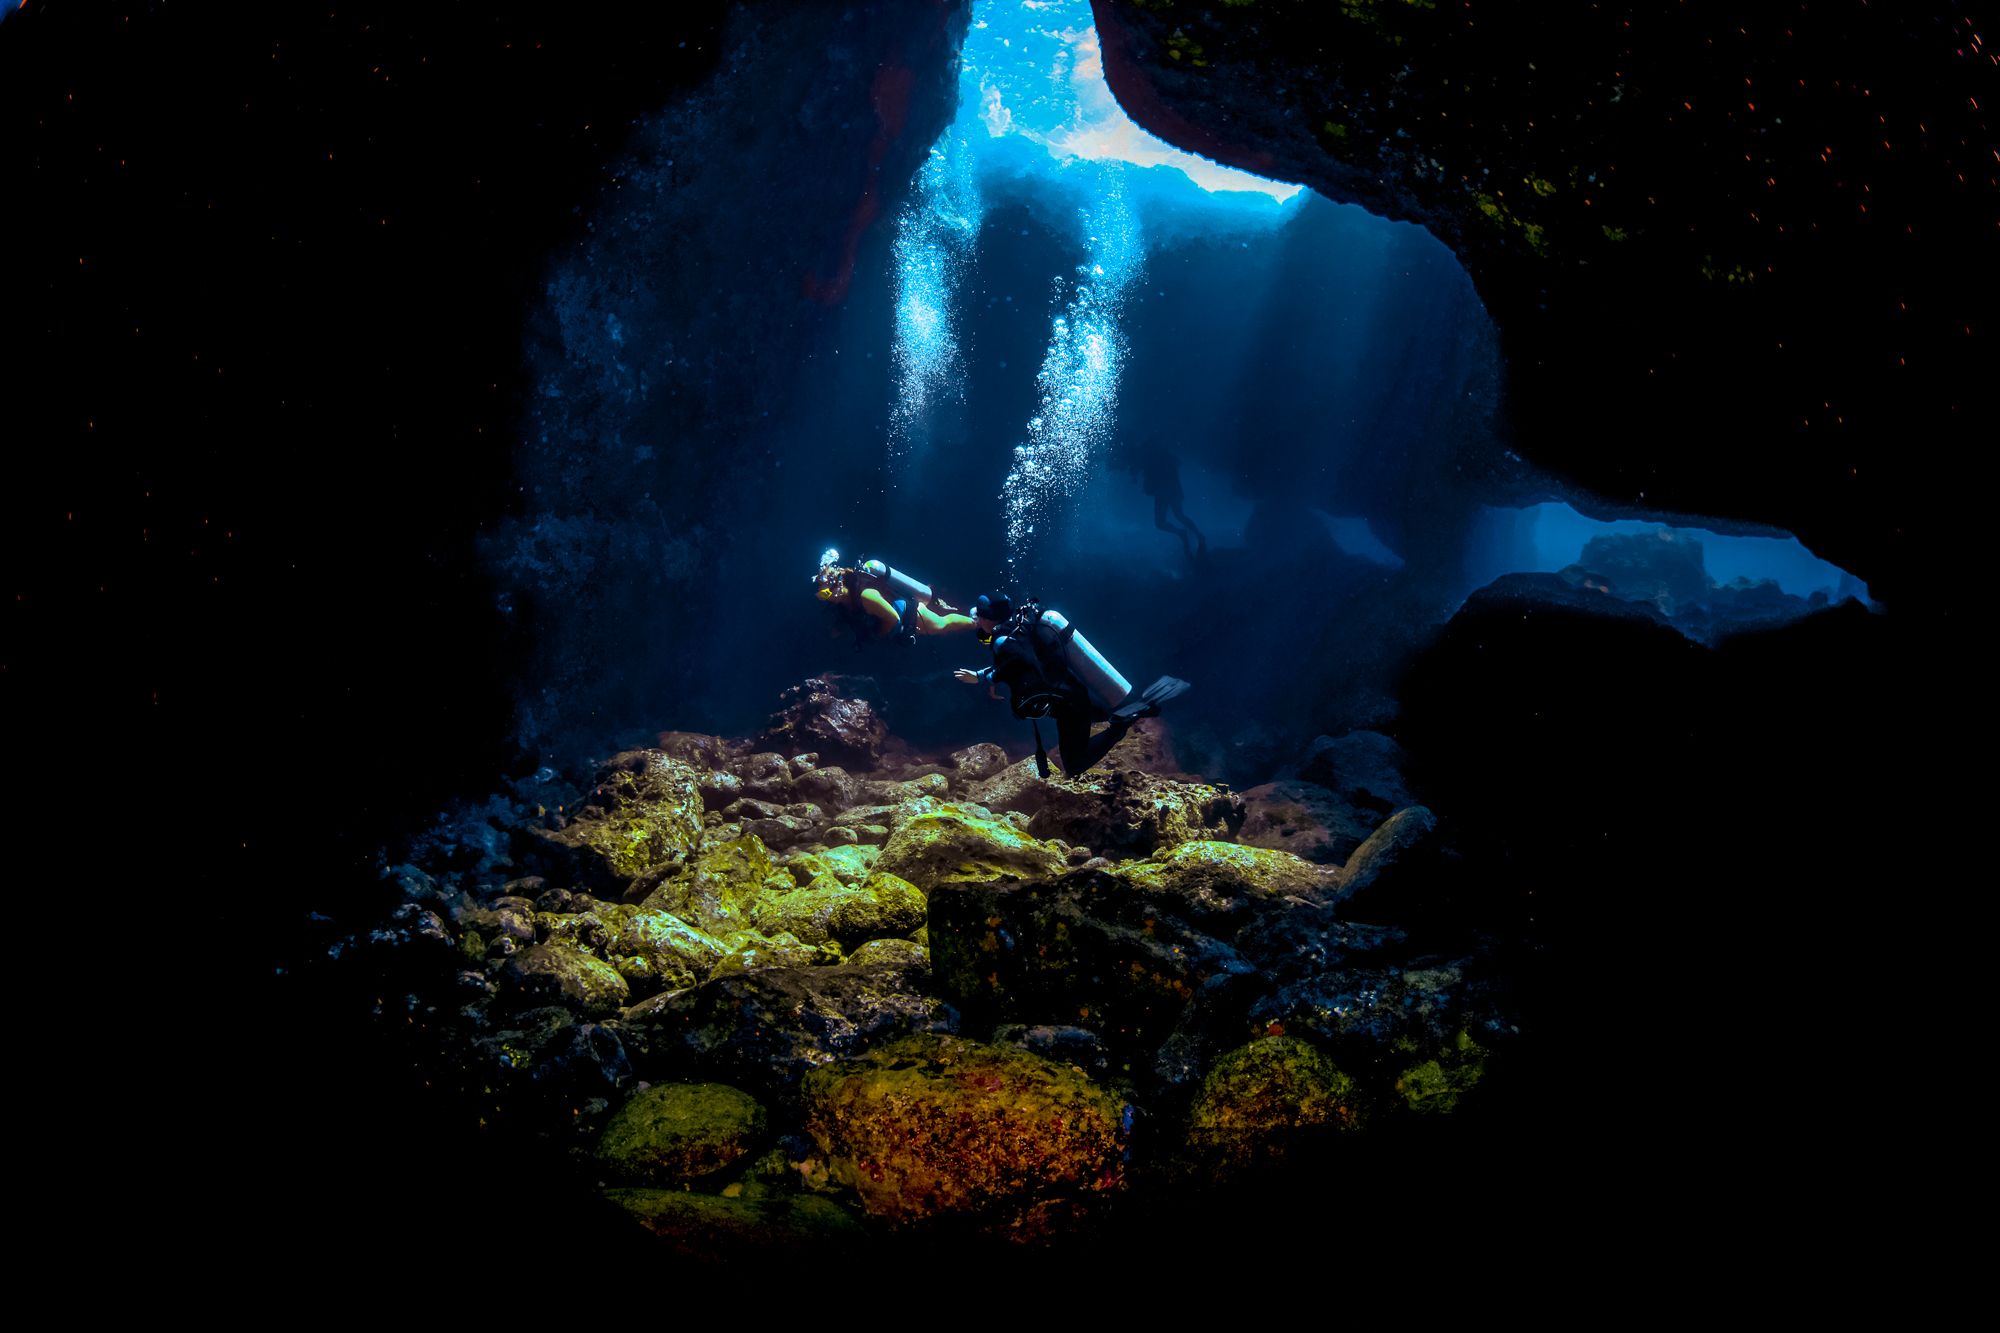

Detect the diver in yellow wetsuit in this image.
[812,548,978,644]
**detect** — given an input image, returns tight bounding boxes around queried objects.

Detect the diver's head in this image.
[813,547,846,601]
[970,593,1013,641]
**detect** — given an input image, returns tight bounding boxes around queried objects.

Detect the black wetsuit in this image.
[985,614,1135,775]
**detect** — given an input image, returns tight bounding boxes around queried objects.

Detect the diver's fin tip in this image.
[1115,676,1191,718]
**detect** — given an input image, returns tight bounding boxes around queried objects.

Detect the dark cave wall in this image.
[1092,0,1989,610]
[493,0,972,765]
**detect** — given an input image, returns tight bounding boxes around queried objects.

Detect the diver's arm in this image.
[953,666,1003,701]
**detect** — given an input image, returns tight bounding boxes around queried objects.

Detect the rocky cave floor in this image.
[320,674,1521,1262]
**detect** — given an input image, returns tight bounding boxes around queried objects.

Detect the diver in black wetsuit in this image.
[953,593,1189,777]
[1121,439,1206,560]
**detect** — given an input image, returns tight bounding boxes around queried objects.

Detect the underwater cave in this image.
[12,0,1978,1288]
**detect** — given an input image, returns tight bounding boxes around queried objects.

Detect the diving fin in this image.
[1113,676,1191,719]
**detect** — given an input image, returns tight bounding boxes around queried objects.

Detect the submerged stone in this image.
[1181,1036,1364,1183]
[750,871,926,949]
[639,834,794,937]
[604,1188,865,1259]
[870,804,1064,892]
[496,943,630,1018]
[594,1082,768,1186]
[800,1033,1128,1239]
[521,751,704,891]
[1113,840,1329,928]
[622,960,955,1097]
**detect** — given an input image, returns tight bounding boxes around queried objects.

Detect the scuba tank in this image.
[856,558,933,606]
[996,599,1134,712]
[1038,609,1133,712]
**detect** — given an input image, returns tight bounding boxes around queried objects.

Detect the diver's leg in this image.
[915,604,977,635]
[1057,709,1133,774]
[1157,499,1195,557]
[859,587,902,636]
[1172,502,1206,555]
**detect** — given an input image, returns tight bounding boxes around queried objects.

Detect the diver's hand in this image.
[932,596,959,615]
[953,669,981,685]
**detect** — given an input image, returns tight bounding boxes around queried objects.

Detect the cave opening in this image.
[498,0,1868,780]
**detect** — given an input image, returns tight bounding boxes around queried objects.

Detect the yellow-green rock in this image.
[749,871,926,948]
[641,835,794,936]
[1115,840,1324,915]
[870,804,1065,892]
[535,751,704,886]
[1183,1036,1363,1181]
[593,1082,767,1185]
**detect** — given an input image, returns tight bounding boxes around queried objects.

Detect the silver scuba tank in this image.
[860,559,932,604]
[1039,609,1132,711]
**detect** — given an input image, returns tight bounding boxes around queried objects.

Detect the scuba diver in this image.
[953,593,1190,777]
[812,548,977,646]
[1118,437,1207,561]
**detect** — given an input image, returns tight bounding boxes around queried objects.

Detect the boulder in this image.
[846,938,929,970]
[621,961,955,1097]
[1236,779,1377,866]
[1179,1036,1364,1184]
[1332,805,1440,908]
[727,752,794,800]
[758,677,887,770]
[815,844,880,885]
[927,868,1259,1058]
[1112,841,1330,933]
[1024,765,1245,859]
[709,930,832,973]
[638,835,794,937]
[519,751,704,893]
[1245,957,1509,1090]
[1297,730,1414,813]
[749,872,926,949]
[948,743,1010,785]
[609,908,730,990]
[870,804,1064,892]
[604,1189,866,1259]
[800,1033,1128,1238]
[593,1082,768,1186]
[496,943,630,1019]
[790,765,866,813]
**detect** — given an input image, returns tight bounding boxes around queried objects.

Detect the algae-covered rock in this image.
[1181,1036,1364,1183]
[605,1188,866,1259]
[521,751,704,892]
[622,961,955,1096]
[594,1082,768,1186]
[1246,958,1509,1088]
[949,742,1010,785]
[926,869,1257,1060]
[800,1033,1129,1239]
[750,872,926,949]
[1024,766,1245,859]
[1394,1027,1488,1115]
[790,764,866,813]
[870,804,1064,892]
[640,835,794,937]
[709,930,827,974]
[497,944,631,1018]
[610,908,729,989]
[816,843,880,885]
[1113,840,1328,930]
[846,938,929,970]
